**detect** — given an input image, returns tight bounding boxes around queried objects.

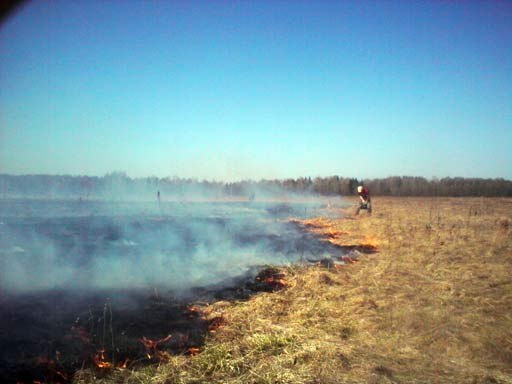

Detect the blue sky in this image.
[0,1,510,181]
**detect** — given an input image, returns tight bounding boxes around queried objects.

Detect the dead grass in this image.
[73,197,512,384]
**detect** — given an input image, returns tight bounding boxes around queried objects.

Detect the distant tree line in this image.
[267,176,512,197]
[0,173,510,198]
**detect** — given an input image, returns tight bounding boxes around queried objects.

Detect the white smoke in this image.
[0,196,344,294]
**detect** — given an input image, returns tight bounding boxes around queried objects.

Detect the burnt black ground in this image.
[0,259,343,383]
[0,200,347,383]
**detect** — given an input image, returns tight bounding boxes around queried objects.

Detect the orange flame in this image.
[140,334,172,360]
[188,347,201,356]
[263,277,288,285]
[208,316,227,333]
[187,305,201,319]
[93,349,112,369]
[117,358,129,369]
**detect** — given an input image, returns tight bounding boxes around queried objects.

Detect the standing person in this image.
[356,185,372,215]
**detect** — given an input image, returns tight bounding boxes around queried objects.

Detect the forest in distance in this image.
[1,173,511,199]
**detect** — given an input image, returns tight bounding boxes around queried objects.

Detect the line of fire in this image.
[0,204,377,383]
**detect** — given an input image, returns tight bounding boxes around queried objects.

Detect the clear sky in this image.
[0,1,510,181]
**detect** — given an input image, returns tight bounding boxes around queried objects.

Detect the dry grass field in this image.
[74,197,512,384]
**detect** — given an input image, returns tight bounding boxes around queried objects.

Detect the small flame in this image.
[94,349,112,369]
[262,276,288,288]
[117,358,129,369]
[208,316,227,333]
[188,347,201,356]
[187,305,201,319]
[140,334,172,360]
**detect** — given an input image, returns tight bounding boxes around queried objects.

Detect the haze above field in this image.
[0,1,510,180]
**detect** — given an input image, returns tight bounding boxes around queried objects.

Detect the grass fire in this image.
[70,197,511,384]
[2,197,511,383]
[1,0,510,382]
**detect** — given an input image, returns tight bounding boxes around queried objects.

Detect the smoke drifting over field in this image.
[0,193,347,382]
[0,197,343,295]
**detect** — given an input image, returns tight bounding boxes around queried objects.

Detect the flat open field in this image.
[75,197,512,384]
